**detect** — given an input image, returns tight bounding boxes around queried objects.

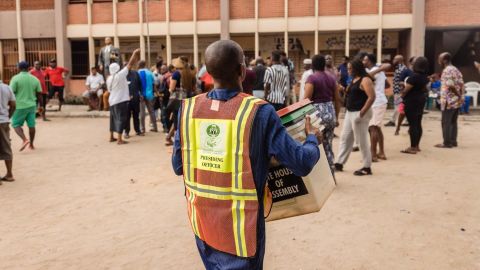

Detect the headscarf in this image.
[109,63,120,75]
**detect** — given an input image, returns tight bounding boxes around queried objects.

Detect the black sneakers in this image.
[334,163,343,172]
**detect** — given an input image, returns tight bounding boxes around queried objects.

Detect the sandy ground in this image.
[0,113,479,270]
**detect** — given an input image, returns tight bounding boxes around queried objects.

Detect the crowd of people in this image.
[0,37,471,183]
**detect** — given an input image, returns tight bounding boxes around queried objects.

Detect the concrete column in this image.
[220,0,230,40]
[113,0,119,47]
[345,0,351,57]
[139,0,146,60]
[254,0,259,57]
[15,0,25,61]
[411,0,425,57]
[377,0,383,62]
[255,32,259,58]
[166,35,172,64]
[54,0,71,68]
[87,0,95,69]
[314,0,319,54]
[0,41,4,81]
[284,0,288,56]
[166,0,172,64]
[193,0,198,67]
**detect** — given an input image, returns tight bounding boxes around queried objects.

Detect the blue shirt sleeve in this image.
[172,71,181,81]
[172,105,183,176]
[261,104,320,177]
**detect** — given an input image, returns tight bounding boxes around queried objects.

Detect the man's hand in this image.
[474,61,480,72]
[359,110,366,118]
[305,115,323,144]
[133,48,141,56]
[99,65,103,72]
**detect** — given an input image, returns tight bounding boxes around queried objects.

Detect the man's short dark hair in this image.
[271,51,282,62]
[50,59,56,63]
[413,57,429,74]
[205,40,244,83]
[366,53,376,65]
[311,54,326,71]
[91,66,97,71]
[255,58,265,66]
[138,60,146,69]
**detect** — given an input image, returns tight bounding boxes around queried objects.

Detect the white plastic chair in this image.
[465,81,480,107]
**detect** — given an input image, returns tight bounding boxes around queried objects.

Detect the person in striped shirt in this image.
[264,51,290,111]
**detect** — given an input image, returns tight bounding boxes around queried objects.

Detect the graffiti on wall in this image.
[324,34,391,50]
[274,37,306,54]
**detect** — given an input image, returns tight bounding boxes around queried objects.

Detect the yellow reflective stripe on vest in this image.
[183,97,197,183]
[231,96,260,257]
[187,190,200,236]
[232,96,257,190]
[183,97,201,237]
[184,181,257,201]
[232,199,247,257]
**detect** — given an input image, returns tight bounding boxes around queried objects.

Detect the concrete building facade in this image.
[0,0,479,96]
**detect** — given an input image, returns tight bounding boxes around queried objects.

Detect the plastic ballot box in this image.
[265,99,336,222]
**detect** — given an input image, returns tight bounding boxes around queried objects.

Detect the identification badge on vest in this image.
[196,120,232,173]
[266,165,309,202]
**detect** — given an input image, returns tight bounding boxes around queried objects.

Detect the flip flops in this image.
[1,176,15,182]
[377,154,387,160]
[353,167,372,176]
[19,141,30,152]
[401,148,417,154]
[435,144,452,148]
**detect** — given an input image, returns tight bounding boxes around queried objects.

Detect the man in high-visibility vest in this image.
[172,40,322,269]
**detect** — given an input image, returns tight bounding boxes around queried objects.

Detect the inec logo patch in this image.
[206,124,220,137]
[206,124,221,148]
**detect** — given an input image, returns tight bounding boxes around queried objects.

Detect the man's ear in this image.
[239,64,246,82]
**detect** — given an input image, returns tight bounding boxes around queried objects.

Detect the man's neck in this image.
[213,81,241,91]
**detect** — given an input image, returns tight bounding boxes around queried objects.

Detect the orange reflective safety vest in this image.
[180,92,266,258]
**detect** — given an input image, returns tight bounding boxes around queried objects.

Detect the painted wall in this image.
[0,12,18,39]
[21,10,56,38]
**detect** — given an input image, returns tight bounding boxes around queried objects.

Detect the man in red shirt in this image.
[44,59,69,111]
[29,61,49,121]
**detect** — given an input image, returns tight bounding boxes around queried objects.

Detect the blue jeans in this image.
[460,96,472,114]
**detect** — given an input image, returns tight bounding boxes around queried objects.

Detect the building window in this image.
[1,40,19,84]
[71,40,89,77]
[24,38,56,68]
